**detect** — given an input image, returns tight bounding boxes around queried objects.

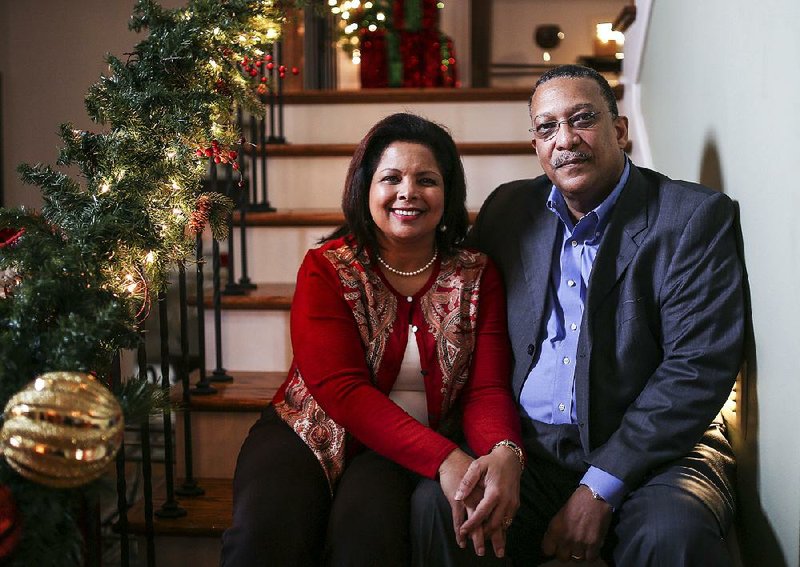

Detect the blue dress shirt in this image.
[520,159,630,509]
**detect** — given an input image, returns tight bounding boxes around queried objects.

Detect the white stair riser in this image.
[175,411,260,479]
[282,101,533,144]
[240,226,327,284]
[253,154,541,210]
[203,310,291,371]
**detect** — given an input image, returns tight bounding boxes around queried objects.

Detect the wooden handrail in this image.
[613,5,637,33]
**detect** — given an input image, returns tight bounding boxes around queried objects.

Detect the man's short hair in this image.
[529,65,619,117]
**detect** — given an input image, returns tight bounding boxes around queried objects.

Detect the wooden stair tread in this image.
[252,141,534,158]
[235,209,478,227]
[280,85,623,105]
[196,283,294,310]
[126,478,232,537]
[175,370,284,411]
[281,87,532,104]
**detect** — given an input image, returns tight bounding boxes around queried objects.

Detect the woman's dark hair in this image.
[323,112,468,258]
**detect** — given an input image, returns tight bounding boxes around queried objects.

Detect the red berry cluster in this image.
[240,53,300,85]
[195,140,240,170]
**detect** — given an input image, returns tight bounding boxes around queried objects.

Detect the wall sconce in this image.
[534,24,564,62]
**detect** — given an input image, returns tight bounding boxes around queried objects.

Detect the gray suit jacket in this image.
[468,164,744,491]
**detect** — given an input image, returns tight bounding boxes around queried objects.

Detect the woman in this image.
[220,113,523,566]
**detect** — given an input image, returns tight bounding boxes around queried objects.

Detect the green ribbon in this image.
[386,30,403,87]
[404,0,422,31]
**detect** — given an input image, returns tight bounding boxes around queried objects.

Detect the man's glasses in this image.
[529,110,607,141]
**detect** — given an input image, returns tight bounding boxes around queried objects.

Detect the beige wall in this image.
[640,1,800,565]
[492,0,626,86]
[0,0,181,209]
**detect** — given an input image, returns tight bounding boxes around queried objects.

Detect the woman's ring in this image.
[501,517,513,530]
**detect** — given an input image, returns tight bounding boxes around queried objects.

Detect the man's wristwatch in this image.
[492,439,526,471]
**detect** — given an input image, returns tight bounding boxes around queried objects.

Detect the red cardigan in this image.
[273,236,522,487]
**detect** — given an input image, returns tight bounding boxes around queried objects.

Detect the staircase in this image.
[122,87,544,566]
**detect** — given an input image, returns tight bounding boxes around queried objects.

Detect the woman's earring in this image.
[439,224,447,232]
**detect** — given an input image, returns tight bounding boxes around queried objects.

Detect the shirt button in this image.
[406,296,413,303]
[563,357,570,365]
[558,403,566,412]
[571,240,578,247]
[595,232,601,237]
[570,323,578,331]
[527,344,535,355]
[411,325,418,333]
[567,279,576,287]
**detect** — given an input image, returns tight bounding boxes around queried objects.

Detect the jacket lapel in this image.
[575,164,651,449]
[510,195,559,396]
[586,165,650,314]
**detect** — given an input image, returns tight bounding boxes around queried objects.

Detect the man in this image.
[461,65,744,565]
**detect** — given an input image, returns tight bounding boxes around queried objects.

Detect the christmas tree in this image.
[0,1,287,564]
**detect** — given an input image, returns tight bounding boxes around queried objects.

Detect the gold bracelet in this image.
[492,439,526,471]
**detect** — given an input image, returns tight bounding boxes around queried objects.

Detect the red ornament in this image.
[0,228,24,249]
[291,66,300,75]
[266,62,274,70]
[265,54,273,62]
[0,485,21,560]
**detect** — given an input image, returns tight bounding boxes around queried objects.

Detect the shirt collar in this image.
[546,158,631,236]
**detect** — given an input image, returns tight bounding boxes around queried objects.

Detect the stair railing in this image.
[154,292,187,520]
[208,160,235,384]
[175,262,205,498]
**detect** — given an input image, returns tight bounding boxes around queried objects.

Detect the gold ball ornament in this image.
[0,371,124,488]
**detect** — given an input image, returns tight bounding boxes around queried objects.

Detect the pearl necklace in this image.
[376,248,438,277]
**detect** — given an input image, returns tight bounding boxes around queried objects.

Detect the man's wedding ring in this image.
[501,517,513,530]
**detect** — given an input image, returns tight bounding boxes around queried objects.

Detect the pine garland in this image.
[0,1,286,564]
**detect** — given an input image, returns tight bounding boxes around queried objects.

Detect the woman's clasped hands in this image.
[438,446,522,559]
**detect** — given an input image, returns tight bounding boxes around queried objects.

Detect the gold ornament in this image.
[1,371,124,488]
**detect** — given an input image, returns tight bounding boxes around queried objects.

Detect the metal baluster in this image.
[209,160,234,383]
[267,43,280,144]
[223,160,245,297]
[175,262,204,497]
[248,110,259,209]
[137,342,156,567]
[193,229,216,395]
[112,351,130,567]
[252,59,275,212]
[275,41,286,144]
[154,291,187,519]
[238,113,257,291]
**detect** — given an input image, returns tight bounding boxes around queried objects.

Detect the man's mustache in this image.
[552,151,592,169]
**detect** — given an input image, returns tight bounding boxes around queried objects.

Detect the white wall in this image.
[639,1,800,565]
[0,0,182,209]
